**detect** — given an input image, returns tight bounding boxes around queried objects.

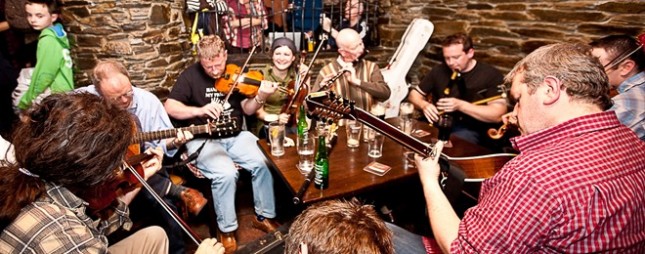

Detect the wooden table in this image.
[258,117,504,204]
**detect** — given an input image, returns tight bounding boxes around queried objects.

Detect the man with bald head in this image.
[313,28,390,110]
[76,60,207,254]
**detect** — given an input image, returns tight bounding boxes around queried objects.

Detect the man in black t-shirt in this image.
[408,33,507,149]
[164,35,280,253]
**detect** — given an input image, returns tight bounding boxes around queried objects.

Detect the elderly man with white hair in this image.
[313,28,390,111]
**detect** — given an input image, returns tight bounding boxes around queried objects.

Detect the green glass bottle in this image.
[297,104,308,139]
[313,135,329,189]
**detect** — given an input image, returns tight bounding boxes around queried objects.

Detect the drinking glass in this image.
[437,114,453,142]
[367,128,385,158]
[268,122,285,156]
[399,102,414,118]
[345,120,362,148]
[297,134,315,174]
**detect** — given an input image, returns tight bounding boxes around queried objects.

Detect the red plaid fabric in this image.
[222,0,267,48]
[424,111,645,253]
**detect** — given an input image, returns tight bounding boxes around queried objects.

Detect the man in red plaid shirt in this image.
[390,43,645,253]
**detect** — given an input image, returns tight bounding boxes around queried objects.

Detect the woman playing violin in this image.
[254,37,309,136]
[0,93,224,254]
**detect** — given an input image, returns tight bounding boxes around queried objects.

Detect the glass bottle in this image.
[313,135,328,189]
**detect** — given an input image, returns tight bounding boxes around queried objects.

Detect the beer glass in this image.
[367,128,385,158]
[297,134,315,174]
[345,120,362,148]
[268,122,285,156]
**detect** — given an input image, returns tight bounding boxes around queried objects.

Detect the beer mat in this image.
[411,129,431,138]
[363,162,392,176]
[430,139,453,148]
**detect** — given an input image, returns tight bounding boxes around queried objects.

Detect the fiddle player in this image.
[590,34,645,140]
[254,37,308,136]
[76,60,207,254]
[0,93,225,254]
[407,33,506,150]
[164,34,280,253]
[313,28,390,111]
[391,43,645,253]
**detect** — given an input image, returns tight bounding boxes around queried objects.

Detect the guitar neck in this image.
[134,125,210,144]
[352,107,433,157]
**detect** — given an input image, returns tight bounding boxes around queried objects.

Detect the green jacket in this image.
[18,23,74,110]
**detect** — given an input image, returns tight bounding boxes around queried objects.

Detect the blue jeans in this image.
[386,222,427,254]
[185,131,276,233]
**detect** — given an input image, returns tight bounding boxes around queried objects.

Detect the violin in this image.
[215,64,292,98]
[215,64,264,97]
[281,51,309,126]
[80,144,152,218]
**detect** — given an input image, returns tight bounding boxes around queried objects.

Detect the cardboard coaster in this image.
[363,161,392,176]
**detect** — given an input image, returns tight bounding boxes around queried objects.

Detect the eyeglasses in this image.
[109,89,134,102]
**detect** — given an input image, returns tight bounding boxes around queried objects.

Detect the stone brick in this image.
[76,35,105,47]
[479,11,531,22]
[497,3,526,11]
[528,9,607,23]
[145,68,167,79]
[511,28,566,40]
[466,3,493,10]
[470,26,520,39]
[65,6,91,17]
[104,41,133,55]
[147,58,170,68]
[578,24,643,37]
[150,5,171,25]
[142,31,165,44]
[597,2,645,14]
[123,22,147,31]
[123,51,159,61]
[432,21,468,37]
[159,43,183,54]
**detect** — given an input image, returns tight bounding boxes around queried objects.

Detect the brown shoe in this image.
[180,188,207,216]
[217,230,237,253]
[251,217,280,233]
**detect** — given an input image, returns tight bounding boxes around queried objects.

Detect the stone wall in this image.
[59,0,644,95]
[60,0,191,97]
[377,0,645,85]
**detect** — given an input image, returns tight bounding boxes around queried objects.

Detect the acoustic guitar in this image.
[305,91,516,180]
[133,115,239,144]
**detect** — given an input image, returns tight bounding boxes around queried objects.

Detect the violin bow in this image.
[287,37,327,106]
[122,161,203,245]
[223,45,258,103]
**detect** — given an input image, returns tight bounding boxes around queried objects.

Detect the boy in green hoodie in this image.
[17,0,73,110]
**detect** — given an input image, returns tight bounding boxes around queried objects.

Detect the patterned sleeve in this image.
[0,203,109,254]
[451,165,557,253]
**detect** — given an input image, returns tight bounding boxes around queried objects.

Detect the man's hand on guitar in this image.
[414,141,444,186]
[421,103,440,122]
[171,130,193,148]
[197,103,224,120]
[195,238,225,254]
[141,147,164,180]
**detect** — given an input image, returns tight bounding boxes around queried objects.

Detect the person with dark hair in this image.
[0,93,169,253]
[0,93,226,254]
[254,37,308,136]
[285,199,394,254]
[14,0,73,110]
[165,34,280,253]
[408,33,506,150]
[321,0,372,49]
[76,60,208,254]
[590,34,645,140]
[393,43,645,253]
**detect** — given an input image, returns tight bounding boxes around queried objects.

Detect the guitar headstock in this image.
[305,91,356,123]
[207,115,239,136]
